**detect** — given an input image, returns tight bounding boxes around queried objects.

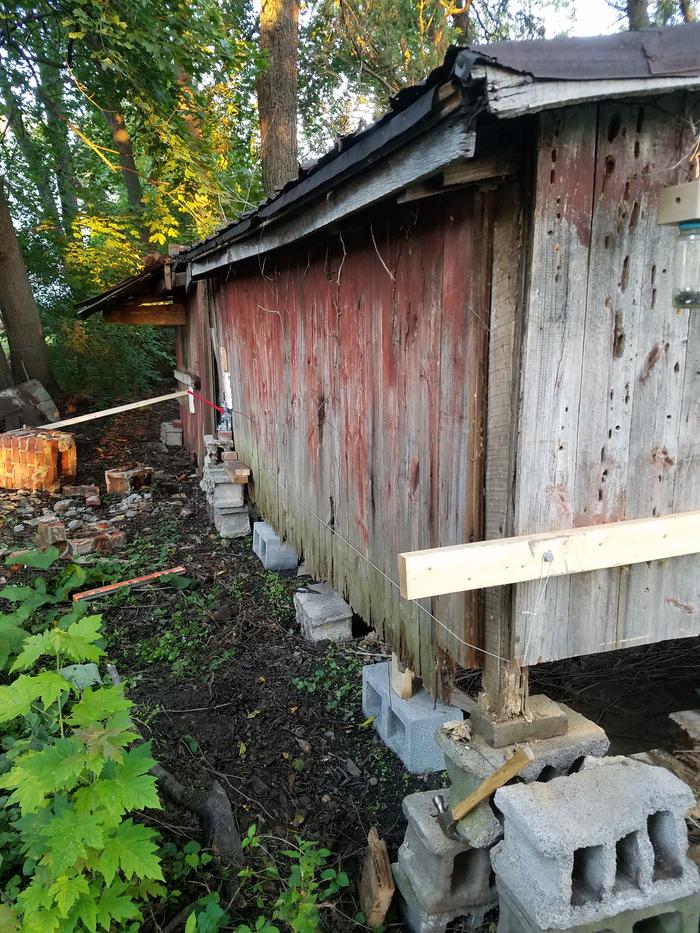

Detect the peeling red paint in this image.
[650,446,675,468]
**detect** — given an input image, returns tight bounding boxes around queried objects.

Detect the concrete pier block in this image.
[497,887,700,932]
[160,420,183,447]
[362,661,462,773]
[212,483,245,509]
[252,521,298,571]
[492,756,700,930]
[392,862,495,933]
[294,583,353,642]
[214,507,249,539]
[436,702,609,786]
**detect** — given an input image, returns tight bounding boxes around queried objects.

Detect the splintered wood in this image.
[359,827,394,927]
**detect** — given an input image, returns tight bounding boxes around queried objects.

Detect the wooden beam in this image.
[104,303,186,326]
[190,117,476,279]
[45,390,189,431]
[398,511,700,600]
[174,368,200,389]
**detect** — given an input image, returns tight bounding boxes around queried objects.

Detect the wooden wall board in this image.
[511,94,700,664]
[193,192,494,691]
[104,303,186,325]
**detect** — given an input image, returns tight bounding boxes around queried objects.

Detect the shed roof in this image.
[78,24,700,313]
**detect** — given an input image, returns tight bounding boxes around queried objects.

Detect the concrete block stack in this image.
[392,788,498,933]
[390,699,611,932]
[294,582,353,642]
[200,434,249,539]
[362,661,462,773]
[493,756,700,932]
[252,520,298,570]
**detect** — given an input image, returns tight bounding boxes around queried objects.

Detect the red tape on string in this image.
[187,389,225,413]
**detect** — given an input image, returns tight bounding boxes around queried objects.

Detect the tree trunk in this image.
[257,0,299,196]
[0,74,60,228]
[626,0,651,28]
[40,65,80,233]
[103,110,143,210]
[452,0,473,41]
[0,177,56,392]
[679,0,696,20]
[0,344,13,390]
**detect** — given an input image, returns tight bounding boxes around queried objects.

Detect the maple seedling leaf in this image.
[75,711,139,770]
[98,820,163,886]
[0,672,70,725]
[39,808,104,874]
[68,686,132,727]
[49,873,90,917]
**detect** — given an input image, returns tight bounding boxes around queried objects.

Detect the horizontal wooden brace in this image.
[104,303,186,326]
[398,511,700,600]
[45,390,189,431]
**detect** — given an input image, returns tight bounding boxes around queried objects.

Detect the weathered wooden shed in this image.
[80,25,700,710]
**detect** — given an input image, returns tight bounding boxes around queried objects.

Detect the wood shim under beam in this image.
[398,511,700,601]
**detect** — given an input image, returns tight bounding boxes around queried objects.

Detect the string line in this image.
[264,467,509,663]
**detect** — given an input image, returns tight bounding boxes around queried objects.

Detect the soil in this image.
[1,398,699,931]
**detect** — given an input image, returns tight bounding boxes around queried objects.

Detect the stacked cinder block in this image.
[294,582,353,642]
[0,428,76,492]
[200,435,249,538]
[492,756,700,932]
[252,521,298,570]
[362,661,462,773]
[390,700,612,932]
[392,787,498,933]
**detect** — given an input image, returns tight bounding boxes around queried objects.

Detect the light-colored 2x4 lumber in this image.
[398,511,700,600]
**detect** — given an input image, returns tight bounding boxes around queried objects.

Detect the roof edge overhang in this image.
[477,65,700,119]
[182,78,481,281]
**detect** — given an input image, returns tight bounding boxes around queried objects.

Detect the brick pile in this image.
[36,516,126,557]
[0,428,76,492]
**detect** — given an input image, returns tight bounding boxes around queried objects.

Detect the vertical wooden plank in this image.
[512,105,598,664]
[481,173,528,701]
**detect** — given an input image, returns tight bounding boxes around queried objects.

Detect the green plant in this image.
[263,574,289,617]
[234,825,352,933]
[292,648,363,722]
[0,549,164,930]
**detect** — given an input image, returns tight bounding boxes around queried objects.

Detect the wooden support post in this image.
[390,653,415,699]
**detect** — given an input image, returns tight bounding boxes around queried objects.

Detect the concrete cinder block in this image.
[403,788,501,853]
[497,885,700,932]
[397,791,495,912]
[213,508,249,539]
[160,420,183,447]
[437,702,609,786]
[362,661,463,773]
[492,756,700,930]
[212,483,245,509]
[392,862,495,933]
[252,521,298,571]
[294,583,353,642]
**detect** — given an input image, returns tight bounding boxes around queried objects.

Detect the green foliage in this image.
[235,825,351,933]
[263,573,291,618]
[292,647,363,721]
[0,550,164,931]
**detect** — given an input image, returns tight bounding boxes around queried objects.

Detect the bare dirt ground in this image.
[1,399,699,930]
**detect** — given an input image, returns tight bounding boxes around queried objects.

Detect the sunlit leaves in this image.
[97,820,164,886]
[11,615,104,672]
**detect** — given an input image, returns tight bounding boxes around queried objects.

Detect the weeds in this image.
[292,648,364,722]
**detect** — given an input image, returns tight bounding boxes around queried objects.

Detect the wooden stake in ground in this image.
[359,827,394,927]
